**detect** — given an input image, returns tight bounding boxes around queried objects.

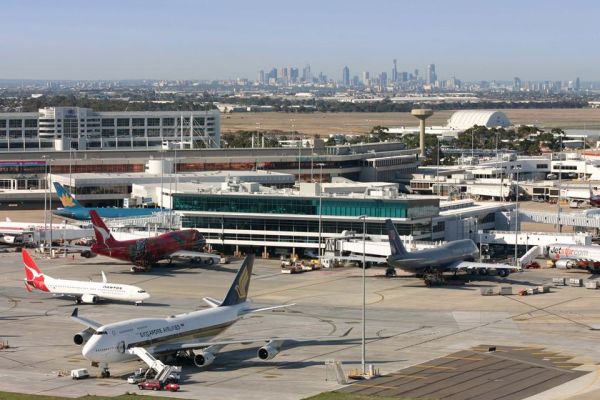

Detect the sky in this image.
[2,0,599,81]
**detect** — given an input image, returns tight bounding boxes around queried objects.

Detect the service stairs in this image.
[519,245,542,268]
[127,347,178,384]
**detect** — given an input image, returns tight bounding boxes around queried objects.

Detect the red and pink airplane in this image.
[87,210,219,272]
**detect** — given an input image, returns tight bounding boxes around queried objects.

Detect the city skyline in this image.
[2,0,599,81]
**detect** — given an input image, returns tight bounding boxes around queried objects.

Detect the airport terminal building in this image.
[0,107,220,151]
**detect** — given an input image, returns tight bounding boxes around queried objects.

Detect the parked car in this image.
[138,380,161,391]
[164,382,180,392]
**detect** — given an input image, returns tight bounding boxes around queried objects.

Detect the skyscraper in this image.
[575,77,581,91]
[342,66,350,86]
[290,67,299,83]
[362,71,370,86]
[513,77,521,91]
[392,59,398,83]
[302,64,312,82]
[426,64,437,85]
[380,72,388,90]
[258,70,265,84]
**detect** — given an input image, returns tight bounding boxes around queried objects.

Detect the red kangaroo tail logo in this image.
[22,249,49,292]
[89,210,117,247]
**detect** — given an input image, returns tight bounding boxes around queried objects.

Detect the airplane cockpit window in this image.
[94,331,108,335]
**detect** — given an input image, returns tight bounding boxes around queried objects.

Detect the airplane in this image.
[384,219,520,285]
[22,249,150,305]
[0,217,89,246]
[70,255,345,378]
[52,182,162,221]
[87,210,219,271]
[547,244,600,271]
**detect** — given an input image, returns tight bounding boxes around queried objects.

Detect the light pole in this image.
[514,167,520,268]
[48,158,53,255]
[42,156,48,251]
[358,215,367,375]
[436,136,440,196]
[557,162,562,233]
[317,163,325,260]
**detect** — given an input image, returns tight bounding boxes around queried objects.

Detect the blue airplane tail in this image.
[53,182,82,209]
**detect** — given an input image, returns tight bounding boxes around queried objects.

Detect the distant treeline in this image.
[0,94,589,113]
[234,97,589,113]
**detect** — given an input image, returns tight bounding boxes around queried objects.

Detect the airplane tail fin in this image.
[89,210,118,247]
[53,182,82,209]
[385,219,408,257]
[220,255,254,307]
[22,249,49,292]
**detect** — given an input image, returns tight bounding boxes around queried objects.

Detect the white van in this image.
[71,368,90,380]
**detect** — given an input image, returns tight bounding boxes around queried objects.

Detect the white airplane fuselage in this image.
[82,301,247,363]
[42,276,150,303]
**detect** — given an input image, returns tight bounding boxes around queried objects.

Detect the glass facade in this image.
[181,216,431,242]
[173,194,438,219]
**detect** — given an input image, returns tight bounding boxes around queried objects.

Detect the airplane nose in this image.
[142,292,151,300]
[82,341,93,360]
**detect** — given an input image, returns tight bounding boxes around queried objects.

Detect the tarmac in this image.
[2,250,600,399]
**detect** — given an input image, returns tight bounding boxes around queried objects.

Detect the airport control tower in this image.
[411,108,434,158]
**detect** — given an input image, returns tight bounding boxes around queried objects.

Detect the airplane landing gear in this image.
[385,267,397,277]
[424,271,445,286]
[100,363,110,378]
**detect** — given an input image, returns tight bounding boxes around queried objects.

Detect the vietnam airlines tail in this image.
[22,249,150,305]
[52,182,162,220]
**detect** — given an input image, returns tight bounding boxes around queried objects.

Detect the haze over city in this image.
[3,0,600,81]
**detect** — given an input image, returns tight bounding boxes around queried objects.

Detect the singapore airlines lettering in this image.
[139,323,184,339]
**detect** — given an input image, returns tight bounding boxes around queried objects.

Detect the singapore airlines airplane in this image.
[23,250,150,305]
[70,255,349,378]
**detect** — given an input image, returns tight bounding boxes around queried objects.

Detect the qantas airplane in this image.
[53,182,162,221]
[71,255,349,378]
[22,249,150,305]
[87,210,219,271]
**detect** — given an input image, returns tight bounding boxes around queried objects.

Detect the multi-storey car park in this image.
[0,107,220,151]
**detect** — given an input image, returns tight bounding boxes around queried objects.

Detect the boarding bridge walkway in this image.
[127,347,177,384]
[104,212,181,230]
[519,210,600,229]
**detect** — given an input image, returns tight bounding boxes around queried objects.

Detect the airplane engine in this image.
[193,351,216,367]
[81,250,97,258]
[257,341,283,360]
[73,329,93,345]
[81,294,99,304]
[555,259,576,269]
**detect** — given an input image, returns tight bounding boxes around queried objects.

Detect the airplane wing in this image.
[168,250,220,264]
[150,327,354,354]
[446,261,522,272]
[70,308,102,330]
